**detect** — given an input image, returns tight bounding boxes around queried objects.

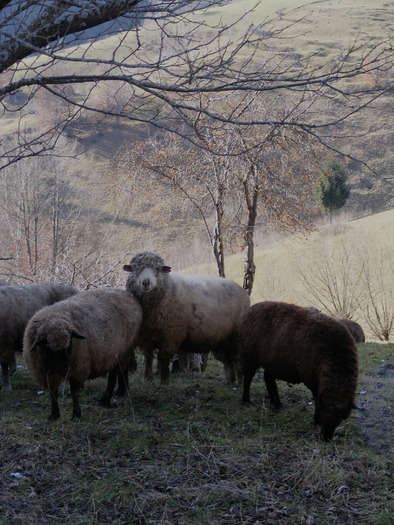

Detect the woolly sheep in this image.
[240,301,358,441]
[308,308,366,343]
[338,318,365,343]
[23,288,142,421]
[123,251,250,385]
[0,282,77,391]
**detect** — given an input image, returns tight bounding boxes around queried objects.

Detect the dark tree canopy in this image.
[315,158,351,221]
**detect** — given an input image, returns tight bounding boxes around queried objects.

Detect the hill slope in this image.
[181,208,394,341]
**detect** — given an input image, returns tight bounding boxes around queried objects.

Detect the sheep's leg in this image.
[242,367,256,404]
[70,380,82,420]
[128,349,138,374]
[264,370,283,410]
[100,368,118,407]
[1,362,11,392]
[223,360,236,384]
[9,355,17,376]
[158,353,171,385]
[314,407,321,426]
[311,388,321,425]
[115,364,129,397]
[143,350,154,382]
[48,389,60,421]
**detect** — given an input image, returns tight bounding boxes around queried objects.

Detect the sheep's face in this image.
[136,267,158,294]
[315,395,354,441]
[124,252,171,297]
[31,318,85,377]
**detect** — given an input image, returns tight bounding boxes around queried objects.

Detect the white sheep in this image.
[23,288,142,421]
[0,282,78,391]
[123,251,250,385]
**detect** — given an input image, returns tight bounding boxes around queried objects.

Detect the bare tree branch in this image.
[0,0,392,171]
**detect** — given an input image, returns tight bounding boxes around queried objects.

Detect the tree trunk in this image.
[243,164,259,295]
[213,191,225,277]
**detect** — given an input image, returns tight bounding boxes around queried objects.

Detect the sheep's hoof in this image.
[115,388,126,397]
[48,413,60,422]
[99,397,111,408]
[272,404,284,413]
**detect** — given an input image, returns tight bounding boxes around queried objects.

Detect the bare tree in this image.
[359,242,394,341]
[299,236,365,319]
[225,93,325,294]
[299,231,394,341]
[0,137,130,286]
[112,131,232,276]
[0,1,392,169]
[113,92,324,287]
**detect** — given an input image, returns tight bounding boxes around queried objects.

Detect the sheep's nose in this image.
[141,278,151,290]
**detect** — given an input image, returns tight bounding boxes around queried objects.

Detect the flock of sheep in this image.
[1,251,363,441]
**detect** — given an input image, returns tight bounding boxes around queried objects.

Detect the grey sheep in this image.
[240,301,358,441]
[23,288,142,421]
[123,251,250,385]
[0,282,78,391]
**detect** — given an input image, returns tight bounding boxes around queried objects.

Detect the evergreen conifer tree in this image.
[315,159,350,223]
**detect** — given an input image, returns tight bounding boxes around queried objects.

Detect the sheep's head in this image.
[123,252,171,298]
[315,389,355,441]
[30,318,85,377]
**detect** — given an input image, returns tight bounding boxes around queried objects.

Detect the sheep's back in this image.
[240,301,358,388]
[0,282,77,362]
[156,273,250,344]
[24,288,142,383]
[0,283,77,342]
[338,318,365,343]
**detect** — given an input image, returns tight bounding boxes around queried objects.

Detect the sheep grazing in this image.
[0,282,78,391]
[23,288,142,421]
[239,301,358,441]
[123,251,250,385]
[338,318,365,343]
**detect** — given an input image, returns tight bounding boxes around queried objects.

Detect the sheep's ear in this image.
[30,339,41,352]
[161,266,172,273]
[123,264,132,272]
[71,330,85,340]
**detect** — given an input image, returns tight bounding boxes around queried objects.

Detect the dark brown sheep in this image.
[240,301,358,441]
[338,318,365,343]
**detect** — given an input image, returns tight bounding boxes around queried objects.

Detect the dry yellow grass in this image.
[182,208,394,342]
